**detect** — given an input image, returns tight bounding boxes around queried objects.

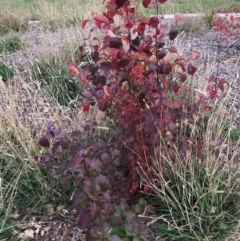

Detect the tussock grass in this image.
[0,61,14,81]
[140,87,240,240]
[30,42,81,107]
[0,35,25,54]
[0,14,28,36]
[0,79,50,237]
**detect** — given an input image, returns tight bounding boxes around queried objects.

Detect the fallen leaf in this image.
[46,204,55,216]
[17,223,30,230]
[24,229,34,238]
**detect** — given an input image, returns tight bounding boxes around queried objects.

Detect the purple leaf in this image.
[53,127,62,136]
[92,142,106,151]
[47,122,54,129]
[162,63,172,74]
[67,156,84,169]
[109,37,122,49]
[52,142,60,156]
[50,178,57,188]
[97,99,108,111]
[90,51,100,63]
[72,188,85,206]
[101,152,110,163]
[82,91,93,98]
[172,81,180,93]
[60,137,69,150]
[71,130,81,139]
[108,235,122,241]
[96,89,105,99]
[180,73,187,83]
[39,136,50,147]
[169,29,178,40]
[102,190,112,202]
[187,63,197,75]
[78,210,92,230]
[95,174,109,184]
[90,201,101,217]
[111,149,120,159]
[157,49,166,59]
[83,179,98,200]
[89,158,103,171]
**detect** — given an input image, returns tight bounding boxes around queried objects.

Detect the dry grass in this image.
[138,80,240,240]
[0,0,103,34]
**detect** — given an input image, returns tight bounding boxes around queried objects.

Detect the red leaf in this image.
[148,16,159,28]
[158,0,167,3]
[130,180,139,193]
[93,14,109,24]
[97,99,108,111]
[68,63,79,77]
[123,20,135,29]
[82,103,90,112]
[116,0,128,8]
[208,75,216,83]
[187,63,197,75]
[142,0,151,8]
[93,13,109,28]
[81,19,89,29]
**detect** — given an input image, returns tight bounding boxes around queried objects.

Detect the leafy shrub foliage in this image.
[36,0,229,239]
[37,122,152,240]
[212,4,240,44]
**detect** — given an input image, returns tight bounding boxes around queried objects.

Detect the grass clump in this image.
[31,45,81,107]
[0,14,28,36]
[0,123,50,238]
[142,92,240,240]
[0,61,14,81]
[147,159,240,241]
[0,35,24,54]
